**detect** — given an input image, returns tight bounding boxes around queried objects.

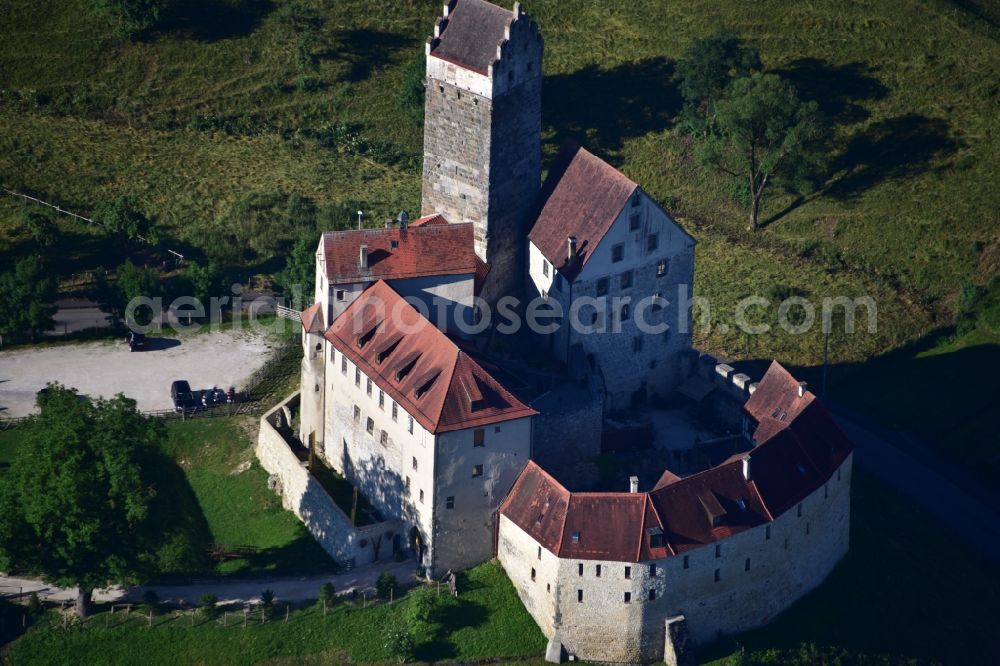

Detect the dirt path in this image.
[0,330,277,417]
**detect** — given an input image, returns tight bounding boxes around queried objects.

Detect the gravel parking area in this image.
[0,330,277,417]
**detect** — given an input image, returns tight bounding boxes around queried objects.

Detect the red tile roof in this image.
[300,302,324,334]
[528,142,638,281]
[320,223,477,285]
[324,281,536,433]
[501,362,853,561]
[429,0,514,75]
[409,214,448,228]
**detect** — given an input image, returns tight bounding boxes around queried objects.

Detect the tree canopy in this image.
[696,72,825,230]
[89,0,166,38]
[91,260,161,327]
[675,31,761,132]
[277,236,316,307]
[0,255,58,342]
[0,386,164,616]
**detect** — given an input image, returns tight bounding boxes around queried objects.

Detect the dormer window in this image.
[376,336,403,363]
[571,531,580,544]
[647,527,664,548]
[357,323,379,348]
[395,353,421,381]
[414,371,441,399]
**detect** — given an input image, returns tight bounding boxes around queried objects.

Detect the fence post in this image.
[148,610,152,628]
[285,604,289,623]
[243,608,247,628]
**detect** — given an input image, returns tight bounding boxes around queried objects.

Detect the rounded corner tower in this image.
[421,0,543,301]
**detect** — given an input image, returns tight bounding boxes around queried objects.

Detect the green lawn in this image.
[704,470,1000,665]
[6,560,547,665]
[153,417,336,576]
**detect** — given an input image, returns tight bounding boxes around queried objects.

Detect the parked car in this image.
[170,380,196,412]
[127,331,146,352]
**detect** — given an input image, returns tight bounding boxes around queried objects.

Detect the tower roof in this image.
[429,0,515,75]
[325,280,537,434]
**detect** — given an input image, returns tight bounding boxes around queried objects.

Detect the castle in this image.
[259,2,854,663]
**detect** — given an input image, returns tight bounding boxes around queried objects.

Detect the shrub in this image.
[200,593,218,618]
[384,627,415,664]
[376,572,398,599]
[317,582,335,608]
[26,592,42,616]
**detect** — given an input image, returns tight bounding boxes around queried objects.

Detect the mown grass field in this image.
[5,561,547,665]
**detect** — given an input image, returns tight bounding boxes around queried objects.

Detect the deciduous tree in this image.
[675,31,761,132]
[0,386,164,617]
[696,73,825,230]
[0,256,58,342]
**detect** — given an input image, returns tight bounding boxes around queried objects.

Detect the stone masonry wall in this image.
[421,6,543,300]
[530,383,603,490]
[256,393,403,568]
[499,453,853,663]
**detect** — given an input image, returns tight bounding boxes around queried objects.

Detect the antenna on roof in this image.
[357,210,363,230]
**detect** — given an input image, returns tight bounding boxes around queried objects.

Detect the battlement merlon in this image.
[426,0,543,100]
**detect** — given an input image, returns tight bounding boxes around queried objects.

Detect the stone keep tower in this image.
[422,0,543,300]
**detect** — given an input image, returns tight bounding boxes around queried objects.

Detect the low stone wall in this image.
[256,393,403,568]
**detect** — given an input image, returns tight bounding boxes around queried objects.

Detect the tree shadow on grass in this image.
[774,58,888,125]
[319,29,416,83]
[413,599,490,662]
[543,57,681,159]
[826,114,963,201]
[155,0,276,42]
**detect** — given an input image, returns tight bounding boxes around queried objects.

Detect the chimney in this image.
[798,382,807,398]
[567,236,578,262]
[359,244,369,269]
[742,456,751,481]
[384,219,393,229]
[629,476,639,493]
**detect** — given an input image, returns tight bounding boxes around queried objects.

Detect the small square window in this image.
[355,368,361,386]
[446,496,455,509]
[595,564,602,577]
[341,356,348,374]
[648,588,656,601]
[624,592,631,603]
[474,428,485,447]
[336,289,346,301]
[683,555,689,569]
[596,277,609,297]
[619,303,629,321]
[392,402,398,421]
[494,425,501,433]
[577,589,583,603]
[390,239,398,249]
[612,244,624,263]
[649,563,657,577]
[405,476,410,489]
[537,546,542,560]
[366,417,374,434]
[379,390,385,409]
[380,430,388,446]
[629,214,640,231]
[472,464,483,478]
[407,415,414,434]
[419,489,424,503]
[620,270,633,289]
[656,259,668,277]
[366,378,372,397]
[412,456,418,471]
[714,568,720,582]
[647,234,658,252]
[624,566,631,579]
[578,562,583,576]
[353,405,360,422]
[715,544,722,558]
[531,568,536,581]
[542,260,549,277]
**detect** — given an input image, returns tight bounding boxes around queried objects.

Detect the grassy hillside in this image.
[1,1,997,440]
